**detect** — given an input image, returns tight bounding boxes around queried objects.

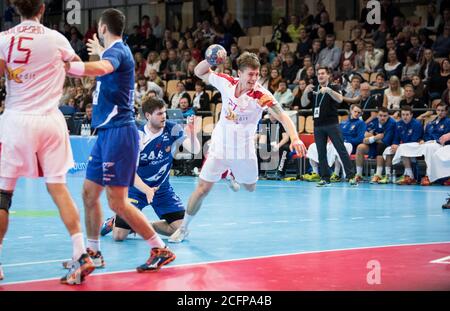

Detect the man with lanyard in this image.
[301,66,356,186]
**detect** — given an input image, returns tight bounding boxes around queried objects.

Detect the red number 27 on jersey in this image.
[7,36,33,64]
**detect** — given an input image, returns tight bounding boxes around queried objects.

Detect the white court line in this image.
[196,224,212,227]
[376,216,391,219]
[3,258,70,268]
[2,240,450,286]
[429,215,443,217]
[326,218,339,221]
[43,234,60,237]
[222,222,237,226]
[248,221,264,224]
[273,220,290,223]
[17,236,32,239]
[298,218,313,222]
[430,255,450,264]
[351,217,365,220]
[170,180,449,193]
[401,215,416,218]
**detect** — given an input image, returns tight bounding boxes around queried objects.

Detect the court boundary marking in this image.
[2,240,449,286]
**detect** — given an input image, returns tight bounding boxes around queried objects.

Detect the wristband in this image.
[368,137,376,144]
[67,62,85,76]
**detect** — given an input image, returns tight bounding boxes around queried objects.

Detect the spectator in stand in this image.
[183,61,200,91]
[296,28,312,62]
[281,52,300,87]
[294,55,313,84]
[380,0,404,27]
[411,74,428,101]
[187,38,202,63]
[127,25,145,54]
[291,79,308,110]
[179,50,193,79]
[354,39,366,74]
[274,80,294,109]
[3,0,15,30]
[164,49,181,80]
[384,49,403,80]
[350,25,365,44]
[142,27,158,55]
[316,34,341,71]
[161,29,178,50]
[437,8,450,35]
[84,22,97,45]
[69,27,85,58]
[342,76,362,108]
[359,82,379,123]
[401,53,421,84]
[223,12,245,38]
[192,81,210,113]
[152,16,163,40]
[269,69,282,94]
[428,58,450,105]
[170,82,191,109]
[135,75,150,107]
[370,73,387,99]
[141,15,152,38]
[147,68,165,89]
[299,3,314,32]
[159,49,169,73]
[364,39,384,75]
[399,84,428,119]
[258,64,270,89]
[383,75,404,117]
[310,39,322,68]
[373,20,388,49]
[341,60,364,94]
[339,41,356,69]
[229,43,240,70]
[179,97,195,118]
[270,56,283,72]
[422,3,442,34]
[272,17,291,52]
[432,24,450,57]
[144,51,161,77]
[442,78,450,106]
[304,65,318,86]
[81,104,94,135]
[419,48,440,83]
[408,34,424,64]
[135,52,147,76]
[287,15,303,43]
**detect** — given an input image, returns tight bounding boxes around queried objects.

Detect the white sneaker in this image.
[0,263,4,281]
[168,227,189,243]
[226,174,240,192]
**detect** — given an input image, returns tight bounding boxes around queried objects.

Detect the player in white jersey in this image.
[0,0,94,284]
[169,51,306,243]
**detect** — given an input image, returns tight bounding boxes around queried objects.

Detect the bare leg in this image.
[82,180,104,240]
[152,219,182,236]
[185,179,215,217]
[47,183,81,236]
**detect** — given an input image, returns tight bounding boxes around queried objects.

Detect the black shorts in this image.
[115,210,185,230]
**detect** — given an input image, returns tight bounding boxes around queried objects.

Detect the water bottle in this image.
[86,123,91,136]
[392,169,397,184]
[370,168,375,177]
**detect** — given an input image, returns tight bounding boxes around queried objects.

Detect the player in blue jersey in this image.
[65,9,176,273]
[100,97,201,240]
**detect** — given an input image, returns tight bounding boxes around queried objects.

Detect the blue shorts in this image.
[86,124,139,187]
[128,185,185,219]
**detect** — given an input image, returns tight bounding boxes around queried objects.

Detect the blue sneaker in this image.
[101,216,115,236]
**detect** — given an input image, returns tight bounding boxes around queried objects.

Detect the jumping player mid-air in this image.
[169,48,306,243]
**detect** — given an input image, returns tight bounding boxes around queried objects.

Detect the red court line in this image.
[1,243,450,291]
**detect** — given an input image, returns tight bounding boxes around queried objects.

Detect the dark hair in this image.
[436,102,448,110]
[401,105,413,113]
[195,80,206,88]
[100,9,126,36]
[85,104,93,110]
[179,94,191,106]
[317,66,330,74]
[142,97,165,115]
[378,106,389,113]
[12,0,43,18]
[376,73,385,80]
[351,75,361,82]
[350,104,362,111]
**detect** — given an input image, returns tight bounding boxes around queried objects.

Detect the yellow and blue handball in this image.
[205,44,227,66]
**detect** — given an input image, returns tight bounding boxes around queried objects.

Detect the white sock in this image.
[334,161,341,175]
[71,233,86,260]
[181,213,194,229]
[310,160,319,174]
[376,166,383,176]
[87,239,100,253]
[146,234,165,249]
[385,166,391,176]
[405,168,414,177]
[356,166,363,176]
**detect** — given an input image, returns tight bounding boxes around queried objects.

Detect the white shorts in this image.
[0,110,74,179]
[200,156,259,185]
[392,141,442,177]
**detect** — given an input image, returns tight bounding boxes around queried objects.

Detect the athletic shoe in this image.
[443,178,450,186]
[396,175,406,184]
[397,175,416,185]
[303,172,321,182]
[62,248,105,269]
[330,173,341,183]
[0,263,4,281]
[168,226,189,243]
[100,216,115,236]
[317,179,330,187]
[349,175,363,185]
[226,174,240,192]
[370,175,382,184]
[378,175,391,184]
[420,176,431,186]
[136,247,176,273]
[60,253,95,285]
[443,196,450,209]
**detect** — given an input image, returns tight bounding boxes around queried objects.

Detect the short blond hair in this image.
[236,52,260,71]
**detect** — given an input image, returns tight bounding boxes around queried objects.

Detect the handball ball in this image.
[205,44,227,66]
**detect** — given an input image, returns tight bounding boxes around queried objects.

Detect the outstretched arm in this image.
[66,60,115,77]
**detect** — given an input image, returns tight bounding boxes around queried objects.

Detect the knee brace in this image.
[0,190,13,213]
